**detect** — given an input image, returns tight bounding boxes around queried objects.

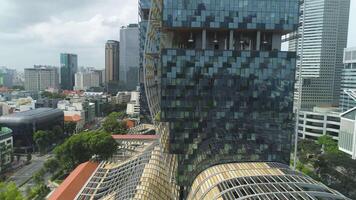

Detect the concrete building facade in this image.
[105,40,120,83]
[293,0,350,110]
[74,71,100,91]
[24,65,59,91]
[297,107,340,140]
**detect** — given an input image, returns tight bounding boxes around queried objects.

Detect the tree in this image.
[0,182,24,200]
[64,122,77,135]
[102,112,127,134]
[54,131,117,170]
[41,91,66,99]
[52,125,64,141]
[33,130,50,154]
[44,158,60,173]
[317,135,339,154]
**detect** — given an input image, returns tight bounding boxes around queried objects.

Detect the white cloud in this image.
[25,15,117,48]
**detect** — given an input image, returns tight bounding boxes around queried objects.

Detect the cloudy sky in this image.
[0,0,355,70]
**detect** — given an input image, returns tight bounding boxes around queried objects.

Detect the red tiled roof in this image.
[112,134,159,140]
[49,161,99,200]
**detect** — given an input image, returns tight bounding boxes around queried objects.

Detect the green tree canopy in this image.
[64,122,77,135]
[317,135,339,154]
[0,182,24,200]
[33,130,50,154]
[54,131,117,170]
[102,112,127,134]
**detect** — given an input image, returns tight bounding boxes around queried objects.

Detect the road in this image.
[7,154,51,187]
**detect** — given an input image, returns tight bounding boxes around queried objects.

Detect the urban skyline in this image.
[1,0,356,199]
[0,0,355,70]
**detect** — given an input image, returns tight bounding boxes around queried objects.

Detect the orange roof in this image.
[125,120,136,129]
[49,161,99,200]
[64,115,81,122]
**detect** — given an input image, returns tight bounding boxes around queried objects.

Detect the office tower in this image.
[0,67,14,88]
[119,24,139,83]
[340,47,356,112]
[24,65,59,91]
[139,0,151,123]
[145,0,299,191]
[60,53,78,90]
[91,69,105,86]
[293,0,350,110]
[74,71,100,91]
[105,40,120,83]
[126,66,139,90]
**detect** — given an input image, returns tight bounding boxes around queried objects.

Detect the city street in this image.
[7,154,51,187]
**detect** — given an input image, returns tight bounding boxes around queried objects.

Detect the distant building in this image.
[119,24,139,83]
[0,127,13,173]
[60,53,78,90]
[0,108,64,150]
[339,107,356,159]
[126,66,139,91]
[340,47,356,112]
[293,0,351,110]
[126,91,140,116]
[35,98,61,109]
[74,72,100,91]
[24,65,59,91]
[116,91,131,104]
[298,107,340,140]
[0,67,14,88]
[91,69,105,86]
[105,40,120,83]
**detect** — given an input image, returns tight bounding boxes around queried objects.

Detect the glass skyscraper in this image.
[60,53,78,90]
[145,0,298,187]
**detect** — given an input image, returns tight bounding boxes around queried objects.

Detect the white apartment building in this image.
[24,66,59,91]
[126,91,140,116]
[74,72,100,91]
[340,47,356,112]
[298,107,340,140]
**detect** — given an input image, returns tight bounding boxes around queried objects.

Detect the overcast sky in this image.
[0,0,355,70]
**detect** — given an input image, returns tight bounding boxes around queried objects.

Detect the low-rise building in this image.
[0,108,63,150]
[116,91,131,104]
[339,107,356,159]
[126,91,140,116]
[0,127,13,173]
[298,107,340,140]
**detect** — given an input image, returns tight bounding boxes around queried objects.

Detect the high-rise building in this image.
[144,0,299,192]
[126,66,139,90]
[24,65,59,91]
[74,71,100,91]
[105,40,120,83]
[91,69,105,86]
[119,24,139,83]
[339,107,356,160]
[340,47,356,112]
[60,53,78,90]
[139,0,151,123]
[293,0,350,110]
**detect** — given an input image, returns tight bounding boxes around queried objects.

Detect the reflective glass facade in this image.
[163,0,299,32]
[144,0,299,191]
[161,49,296,184]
